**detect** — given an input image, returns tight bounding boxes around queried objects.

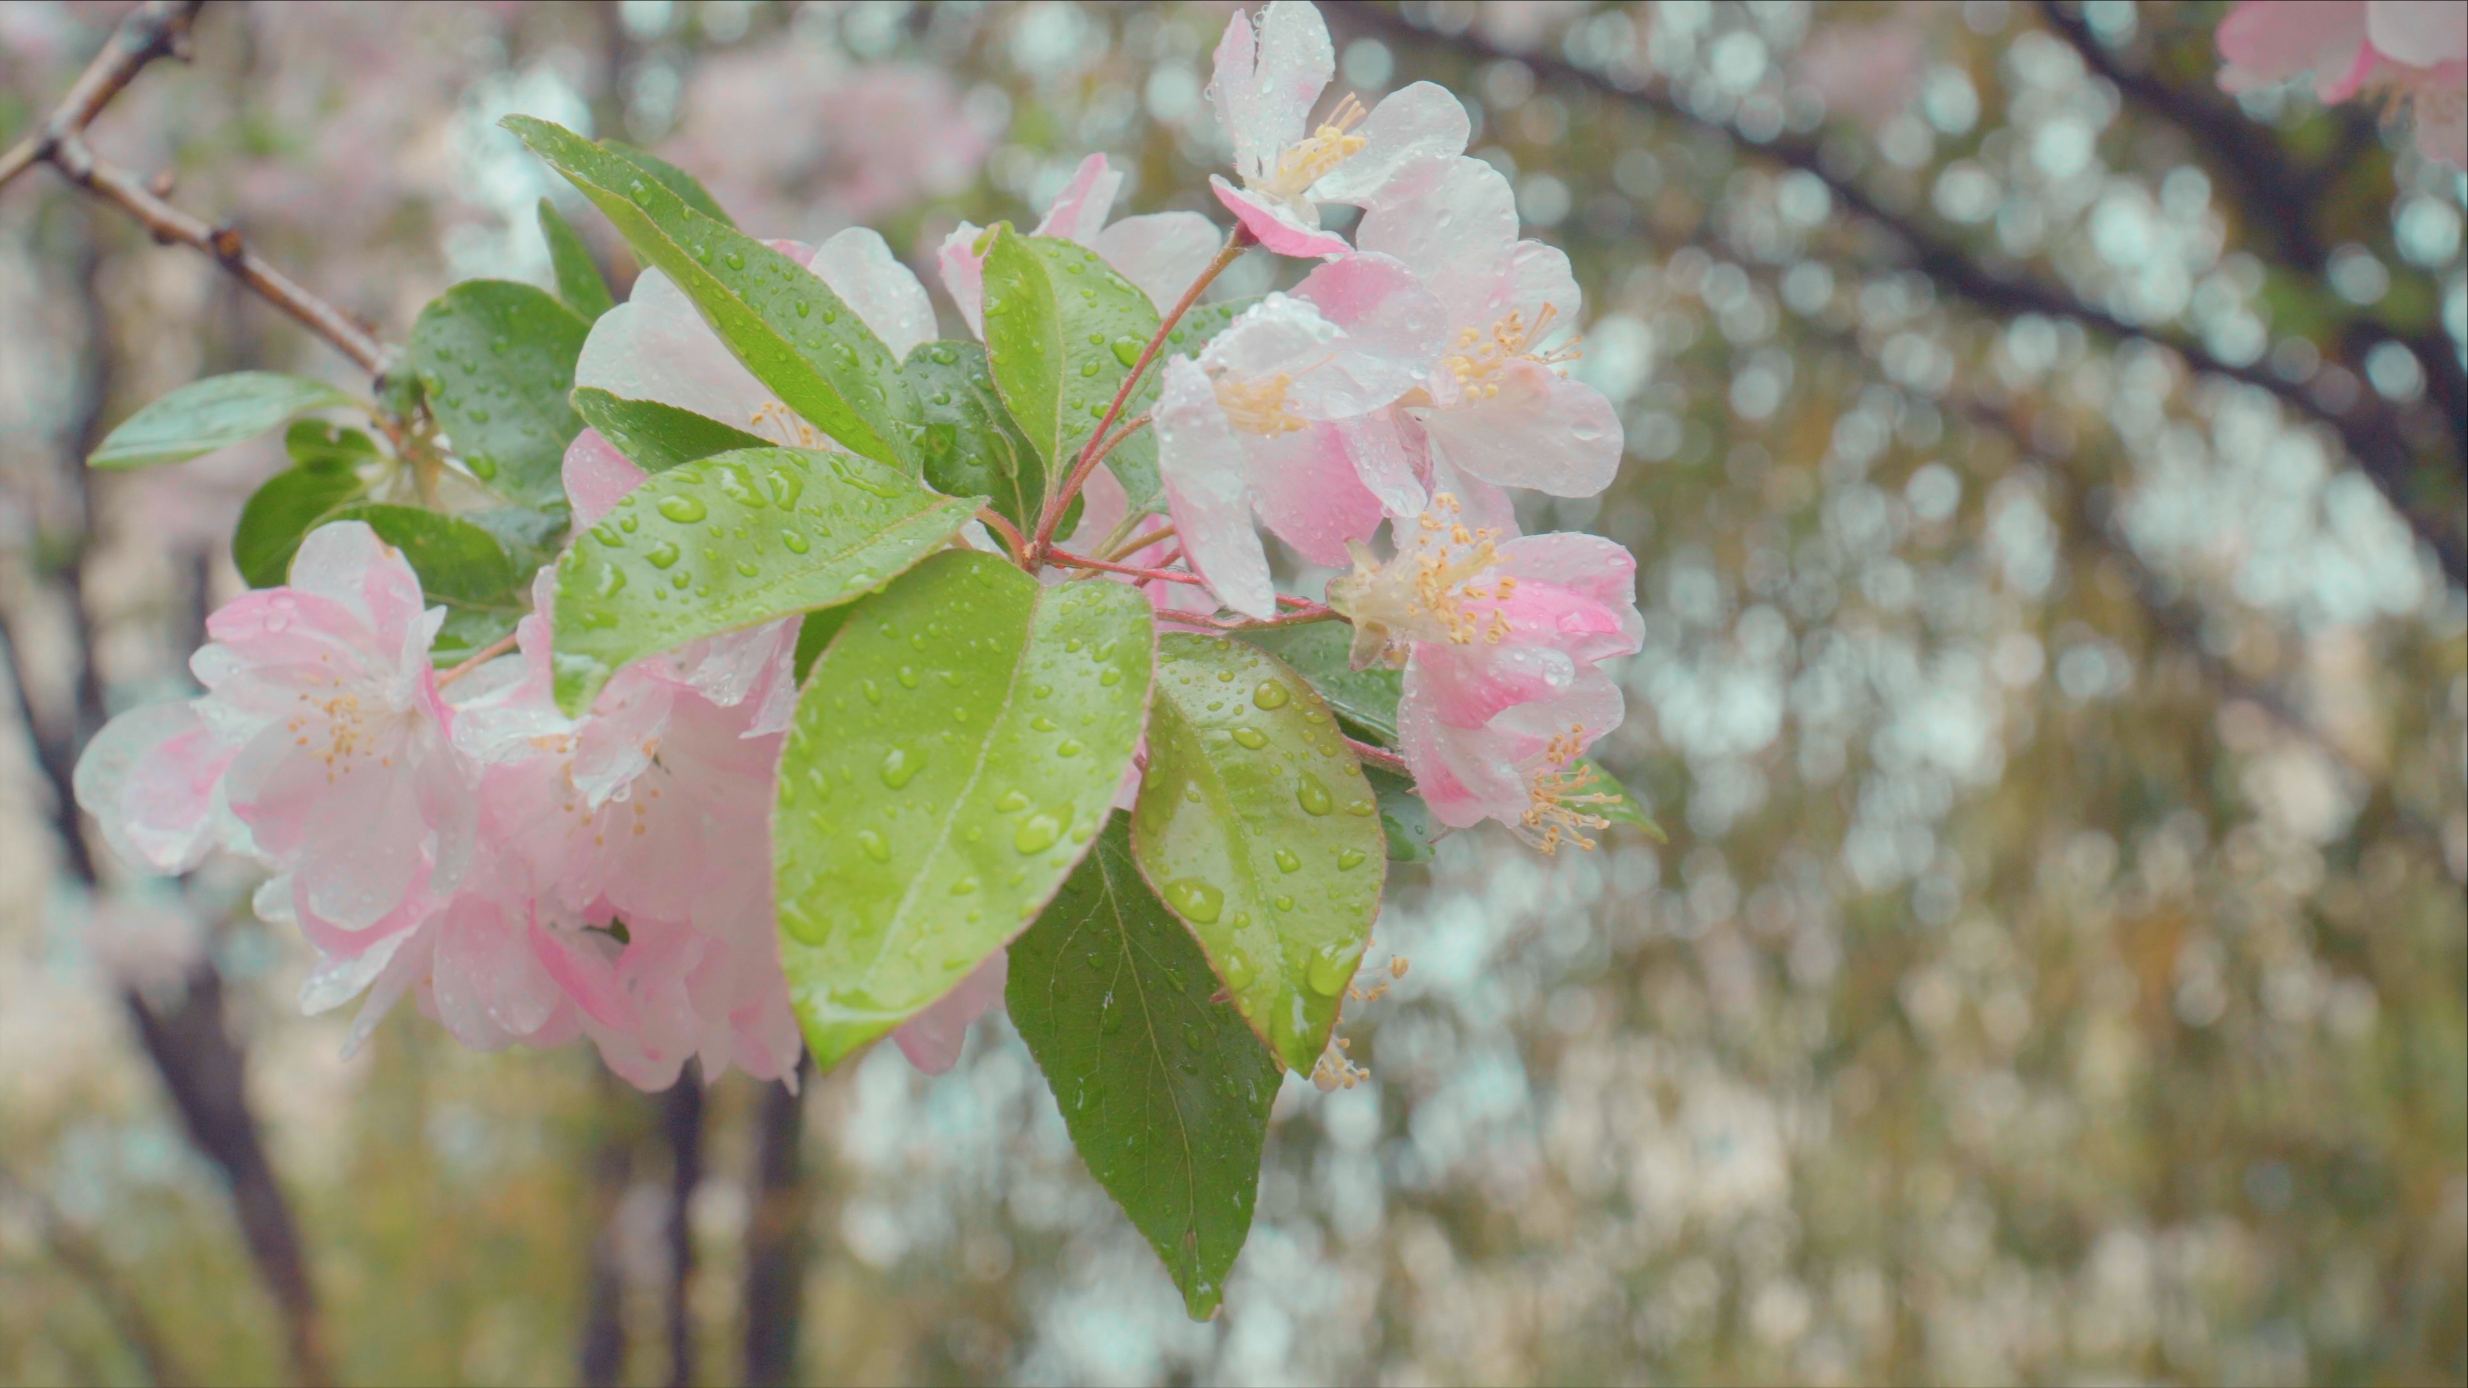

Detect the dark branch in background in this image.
[660,1073,705,1388]
[743,1057,815,1388]
[577,1070,636,1388]
[0,0,389,379]
[1346,5,2466,585]
[0,221,333,1387]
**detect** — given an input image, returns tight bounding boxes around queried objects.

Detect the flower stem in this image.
[1028,224,1255,566]
[1344,735,1411,777]
[1095,522,1176,564]
[436,630,520,687]
[1045,551,1208,584]
[976,507,1029,568]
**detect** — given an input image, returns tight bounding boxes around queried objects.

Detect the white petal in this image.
[809,227,939,359]
[1356,156,1521,327]
[2369,0,2466,65]
[939,221,989,340]
[1033,152,1122,244]
[1157,356,1277,620]
[1209,3,1333,177]
[1312,82,1472,205]
[300,928,411,1016]
[575,266,777,430]
[1091,211,1225,314]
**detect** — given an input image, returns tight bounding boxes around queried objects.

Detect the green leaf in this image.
[791,605,850,685]
[432,607,521,667]
[1236,622,1402,745]
[774,551,1154,1070]
[1162,297,1258,357]
[981,229,1160,492]
[1093,296,1261,515]
[461,502,569,575]
[1581,759,1666,842]
[328,504,519,609]
[1366,765,1439,863]
[408,279,590,507]
[571,387,772,472]
[284,419,380,472]
[551,447,975,714]
[90,372,357,470]
[539,198,616,321]
[1008,814,1282,1320]
[1132,634,1386,1072]
[231,467,367,588]
[902,340,1044,532]
[504,116,912,470]
[600,139,735,227]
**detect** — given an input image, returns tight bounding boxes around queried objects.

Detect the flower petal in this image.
[1209,1,1332,178]
[2367,0,2465,67]
[939,220,990,339]
[1355,156,1520,325]
[891,950,1009,1074]
[1245,423,1386,566]
[1157,355,1277,619]
[575,266,777,431]
[1311,81,1472,205]
[1091,211,1225,314]
[1212,176,1351,258]
[73,699,236,874]
[563,428,648,528]
[1415,360,1622,497]
[1034,152,1123,243]
[807,227,939,359]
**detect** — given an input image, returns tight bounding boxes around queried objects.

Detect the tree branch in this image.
[1347,5,2464,585]
[1,0,390,379]
[742,1059,815,1388]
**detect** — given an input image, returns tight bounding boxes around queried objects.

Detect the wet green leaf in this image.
[902,339,1044,532]
[571,387,772,472]
[231,466,367,588]
[431,608,522,667]
[408,279,589,507]
[329,504,520,609]
[1581,759,1666,842]
[980,229,1160,496]
[284,419,381,472]
[551,446,976,714]
[90,372,358,470]
[1236,622,1402,745]
[775,551,1154,1070]
[1131,634,1386,1072]
[538,198,615,321]
[1008,813,1282,1320]
[791,605,850,685]
[505,116,913,470]
[600,139,735,227]
[1366,766,1439,863]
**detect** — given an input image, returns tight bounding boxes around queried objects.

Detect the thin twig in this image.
[1097,522,1176,564]
[435,630,520,687]
[1344,734,1411,777]
[1,0,391,379]
[976,506,1029,567]
[1045,550,1209,584]
[1156,604,1343,632]
[1029,227,1255,564]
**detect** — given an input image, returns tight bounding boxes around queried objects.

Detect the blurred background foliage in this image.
[2,1,2463,1384]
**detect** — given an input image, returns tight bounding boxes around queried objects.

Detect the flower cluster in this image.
[74,1,1648,1089]
[2216,0,2466,168]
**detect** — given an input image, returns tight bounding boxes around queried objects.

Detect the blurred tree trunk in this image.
[741,1057,814,1388]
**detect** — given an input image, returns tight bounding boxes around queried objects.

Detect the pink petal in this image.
[1091,212,1226,314]
[1212,177,1351,259]
[1156,357,1277,620]
[1311,81,1472,205]
[891,950,1010,1075]
[1490,533,1646,666]
[807,227,938,359]
[2367,0,2465,68]
[575,266,777,431]
[939,221,990,340]
[531,919,633,1031]
[1244,423,1385,567]
[1210,3,1333,177]
[564,428,648,527]
[2215,0,2365,94]
[73,700,236,874]
[1416,361,1622,498]
[1035,152,1123,244]
[1355,157,1521,326]
[2412,78,2468,166]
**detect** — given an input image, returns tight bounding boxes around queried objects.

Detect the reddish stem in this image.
[1029,224,1255,564]
[1046,551,1208,584]
[976,506,1029,568]
[436,631,520,687]
[1345,735,1412,777]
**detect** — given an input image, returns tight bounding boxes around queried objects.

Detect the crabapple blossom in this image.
[2216,0,2466,167]
[1155,256,1443,618]
[1397,641,1628,854]
[940,153,1223,338]
[1205,0,1471,256]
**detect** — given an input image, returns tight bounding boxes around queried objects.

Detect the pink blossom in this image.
[1207,2,1472,256]
[939,153,1223,338]
[1354,157,1624,499]
[1397,642,1627,854]
[1791,12,1933,129]
[891,952,1008,1075]
[1328,493,1643,674]
[2217,1,2466,167]
[1154,258,1443,618]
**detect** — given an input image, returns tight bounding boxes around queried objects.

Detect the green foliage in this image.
[88,371,357,470]
[549,447,976,714]
[232,466,367,587]
[504,116,913,471]
[773,551,1153,1070]
[329,504,520,609]
[600,139,736,227]
[980,228,1160,497]
[1365,765,1439,863]
[1089,295,1260,514]
[537,198,615,321]
[1237,622,1402,745]
[1132,634,1386,1073]
[791,605,850,685]
[408,280,589,507]
[903,339,1045,533]
[285,419,381,471]
[1008,814,1283,1320]
[570,387,771,472]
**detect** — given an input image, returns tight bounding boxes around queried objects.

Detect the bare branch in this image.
[1,0,391,379]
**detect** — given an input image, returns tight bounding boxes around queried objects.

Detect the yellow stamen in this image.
[1439,304,1584,400]
[749,401,827,449]
[1214,373,1308,435]
[1326,493,1515,669]
[1263,93,1370,199]
[1513,732,1615,856]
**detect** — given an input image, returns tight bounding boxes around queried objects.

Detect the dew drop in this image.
[950,874,979,896]
[1163,878,1223,924]
[1231,727,1268,750]
[1111,336,1143,368]
[734,560,760,577]
[1305,946,1354,997]
[657,495,708,523]
[1056,738,1084,757]
[1273,848,1301,874]
[645,541,682,569]
[996,790,1030,812]
[1274,894,1295,912]
[1344,798,1376,817]
[857,829,892,863]
[780,528,810,554]
[1013,811,1063,854]
[861,679,883,704]
[878,745,926,789]
[896,666,921,689]
[1099,668,1122,687]
[1337,848,1366,870]
[1252,679,1291,710]
[592,566,628,599]
[1221,950,1255,989]
[723,250,744,270]
[1295,771,1334,816]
